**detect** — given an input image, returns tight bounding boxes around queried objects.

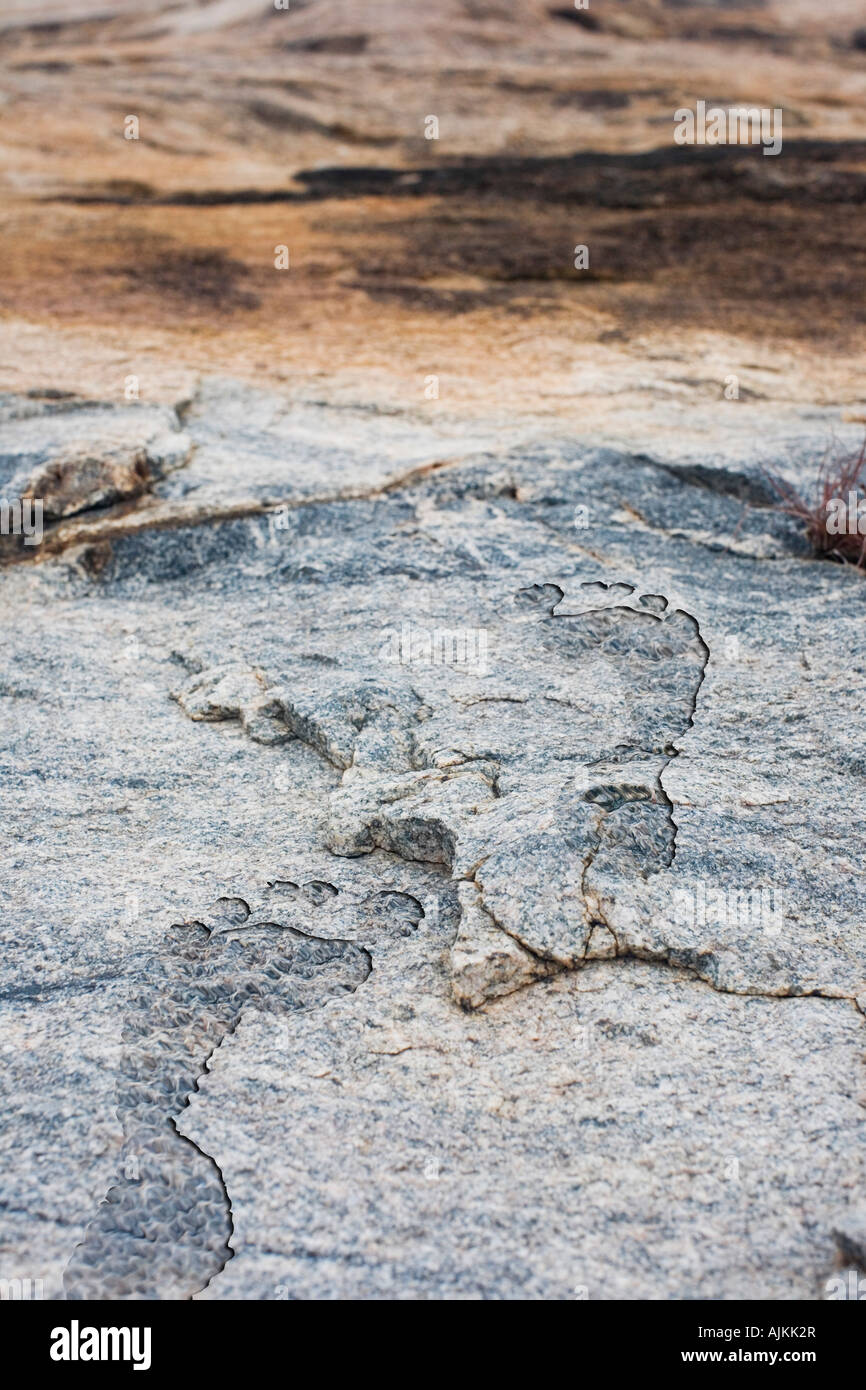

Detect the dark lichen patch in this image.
[119,247,260,312]
[342,170,866,339]
[547,6,602,31]
[283,34,369,55]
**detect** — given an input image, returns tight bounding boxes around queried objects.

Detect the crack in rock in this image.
[174,579,711,1008]
[0,394,192,560]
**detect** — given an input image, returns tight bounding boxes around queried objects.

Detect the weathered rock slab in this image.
[2,381,865,1300]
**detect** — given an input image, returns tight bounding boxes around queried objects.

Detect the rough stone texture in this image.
[63,900,373,1300]
[2,378,866,1301]
[833,1211,866,1272]
[189,957,864,1301]
[0,395,191,527]
[3,0,866,1305]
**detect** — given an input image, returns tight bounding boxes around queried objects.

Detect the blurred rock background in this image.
[0,0,863,439]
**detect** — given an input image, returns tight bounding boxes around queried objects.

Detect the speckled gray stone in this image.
[2,380,864,1300]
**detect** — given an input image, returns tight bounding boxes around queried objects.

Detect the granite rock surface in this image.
[3,0,866,1306]
[2,379,865,1300]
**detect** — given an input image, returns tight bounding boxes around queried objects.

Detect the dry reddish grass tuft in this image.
[767,440,866,569]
